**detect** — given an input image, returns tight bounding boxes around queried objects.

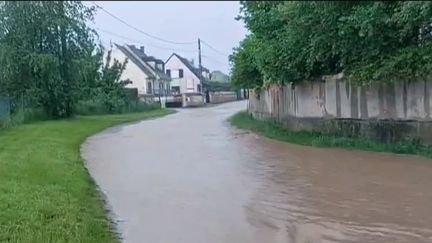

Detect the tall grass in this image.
[1,99,160,129]
[74,99,160,116]
[0,107,48,129]
[0,109,175,242]
[229,111,432,158]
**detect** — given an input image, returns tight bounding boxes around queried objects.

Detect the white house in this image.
[164,53,210,94]
[107,44,171,96]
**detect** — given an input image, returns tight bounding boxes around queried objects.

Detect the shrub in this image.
[0,107,48,129]
[75,98,159,116]
[232,1,432,86]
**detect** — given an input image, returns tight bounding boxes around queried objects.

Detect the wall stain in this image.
[350,81,359,119]
[424,79,430,118]
[378,83,385,118]
[319,81,328,116]
[385,82,397,118]
[336,79,341,117]
[360,86,368,119]
[345,80,350,99]
[403,81,408,118]
[294,85,298,116]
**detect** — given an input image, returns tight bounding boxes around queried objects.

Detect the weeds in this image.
[229,111,432,158]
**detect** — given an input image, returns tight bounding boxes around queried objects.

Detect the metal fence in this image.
[0,96,10,122]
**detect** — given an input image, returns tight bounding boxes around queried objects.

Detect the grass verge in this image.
[0,109,175,242]
[229,111,432,158]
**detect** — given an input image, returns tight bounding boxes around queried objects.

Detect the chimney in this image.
[140,46,145,53]
[190,59,194,66]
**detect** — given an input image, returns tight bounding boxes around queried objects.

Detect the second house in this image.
[165,53,210,94]
[108,44,171,96]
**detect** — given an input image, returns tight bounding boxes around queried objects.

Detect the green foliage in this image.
[203,80,233,92]
[209,70,230,83]
[0,108,48,129]
[0,1,98,118]
[232,1,432,86]
[0,2,136,120]
[229,35,263,89]
[75,99,159,116]
[77,47,137,114]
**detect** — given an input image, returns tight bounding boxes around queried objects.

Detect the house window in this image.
[179,69,184,78]
[166,69,171,77]
[186,79,194,89]
[172,86,180,94]
[147,81,153,94]
[157,63,163,71]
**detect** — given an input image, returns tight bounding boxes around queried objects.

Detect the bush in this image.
[229,111,432,158]
[0,107,48,129]
[233,1,432,86]
[75,99,159,116]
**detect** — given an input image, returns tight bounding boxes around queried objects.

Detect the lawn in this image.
[229,111,432,158]
[0,109,174,242]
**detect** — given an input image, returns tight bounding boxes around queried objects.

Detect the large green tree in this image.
[229,35,262,90]
[0,1,98,117]
[232,1,432,87]
[94,47,132,112]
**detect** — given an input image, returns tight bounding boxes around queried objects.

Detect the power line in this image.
[200,40,229,57]
[98,29,228,70]
[92,2,230,70]
[98,28,227,70]
[92,1,196,46]
[96,28,197,53]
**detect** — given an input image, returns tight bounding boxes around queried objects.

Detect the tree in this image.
[93,46,132,112]
[229,35,263,90]
[0,1,98,117]
[231,1,432,87]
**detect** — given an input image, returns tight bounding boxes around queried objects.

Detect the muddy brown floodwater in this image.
[82,101,432,243]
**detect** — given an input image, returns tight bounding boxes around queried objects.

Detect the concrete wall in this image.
[165,55,201,94]
[248,73,432,143]
[183,93,205,107]
[209,91,238,104]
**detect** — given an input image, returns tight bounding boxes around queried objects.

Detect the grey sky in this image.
[88,1,248,74]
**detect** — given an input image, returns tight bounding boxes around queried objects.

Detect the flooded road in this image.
[83,101,432,243]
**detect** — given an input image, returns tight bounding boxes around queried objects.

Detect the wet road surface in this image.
[82,101,432,243]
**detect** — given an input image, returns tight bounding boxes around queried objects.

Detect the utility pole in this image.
[198,38,202,81]
[198,38,207,103]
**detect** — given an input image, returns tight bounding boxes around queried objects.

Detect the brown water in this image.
[82,101,432,243]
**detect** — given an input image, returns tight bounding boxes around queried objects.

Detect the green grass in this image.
[0,109,175,243]
[229,111,432,158]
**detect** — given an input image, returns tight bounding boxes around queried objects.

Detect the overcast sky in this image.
[88,1,248,74]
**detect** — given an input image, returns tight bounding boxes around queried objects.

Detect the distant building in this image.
[210,70,230,83]
[165,53,210,94]
[107,44,171,96]
[201,66,211,81]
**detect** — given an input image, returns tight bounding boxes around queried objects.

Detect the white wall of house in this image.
[106,47,150,95]
[165,55,201,94]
